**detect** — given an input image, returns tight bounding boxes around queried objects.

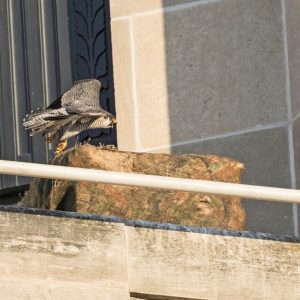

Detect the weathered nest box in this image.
[19,144,245,230]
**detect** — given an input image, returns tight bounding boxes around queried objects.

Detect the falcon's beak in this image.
[110,117,117,127]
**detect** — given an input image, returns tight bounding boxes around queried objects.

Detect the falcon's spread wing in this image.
[61,79,102,113]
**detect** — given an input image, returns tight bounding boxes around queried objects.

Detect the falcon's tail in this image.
[23,108,70,136]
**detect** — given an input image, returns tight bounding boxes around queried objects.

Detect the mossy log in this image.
[19,144,245,230]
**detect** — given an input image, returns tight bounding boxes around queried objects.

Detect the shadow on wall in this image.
[161,0,295,236]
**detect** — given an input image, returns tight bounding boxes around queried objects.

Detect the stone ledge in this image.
[1,205,299,243]
[0,209,299,299]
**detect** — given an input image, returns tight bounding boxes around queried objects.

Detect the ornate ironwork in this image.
[69,0,116,145]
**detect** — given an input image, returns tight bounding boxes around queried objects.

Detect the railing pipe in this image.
[0,159,299,204]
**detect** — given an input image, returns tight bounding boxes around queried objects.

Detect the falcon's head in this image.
[103,113,117,128]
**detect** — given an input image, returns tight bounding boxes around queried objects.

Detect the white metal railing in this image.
[0,159,300,204]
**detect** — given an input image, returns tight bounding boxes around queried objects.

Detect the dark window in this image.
[69,0,116,146]
[0,0,116,193]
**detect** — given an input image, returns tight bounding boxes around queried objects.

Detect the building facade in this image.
[1,0,300,236]
[110,0,300,236]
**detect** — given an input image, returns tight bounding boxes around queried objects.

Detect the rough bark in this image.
[19,144,245,230]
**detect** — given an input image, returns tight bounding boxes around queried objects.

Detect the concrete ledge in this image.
[0,206,299,299]
[1,205,299,243]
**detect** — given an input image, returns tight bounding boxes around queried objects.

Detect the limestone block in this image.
[0,211,129,300]
[126,225,300,299]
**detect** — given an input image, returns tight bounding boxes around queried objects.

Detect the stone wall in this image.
[110,0,300,236]
[0,208,299,299]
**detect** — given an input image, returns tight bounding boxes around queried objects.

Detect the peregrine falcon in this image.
[23,79,116,155]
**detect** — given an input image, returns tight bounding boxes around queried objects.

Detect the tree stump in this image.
[19,144,245,230]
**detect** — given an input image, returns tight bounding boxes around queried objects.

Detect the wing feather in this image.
[61,79,101,113]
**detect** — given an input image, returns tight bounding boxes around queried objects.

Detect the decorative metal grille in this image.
[69,0,116,146]
[0,0,72,189]
[0,0,116,189]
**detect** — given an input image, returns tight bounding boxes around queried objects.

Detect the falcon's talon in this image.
[55,140,67,155]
